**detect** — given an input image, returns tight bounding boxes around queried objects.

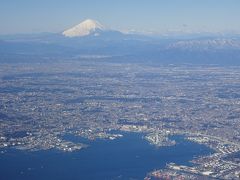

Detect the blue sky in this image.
[0,0,240,34]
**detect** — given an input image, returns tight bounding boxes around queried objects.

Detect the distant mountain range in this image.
[168,39,240,51]
[0,19,240,65]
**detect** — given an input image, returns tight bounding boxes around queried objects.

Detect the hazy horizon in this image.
[1,0,240,35]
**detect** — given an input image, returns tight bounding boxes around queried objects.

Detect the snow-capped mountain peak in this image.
[62,19,105,37]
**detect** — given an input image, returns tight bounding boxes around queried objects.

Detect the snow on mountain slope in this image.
[62,19,105,37]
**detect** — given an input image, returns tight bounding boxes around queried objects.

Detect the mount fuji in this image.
[62,19,125,39]
[63,19,106,37]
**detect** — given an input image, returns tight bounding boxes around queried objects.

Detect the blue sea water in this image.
[0,133,213,180]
